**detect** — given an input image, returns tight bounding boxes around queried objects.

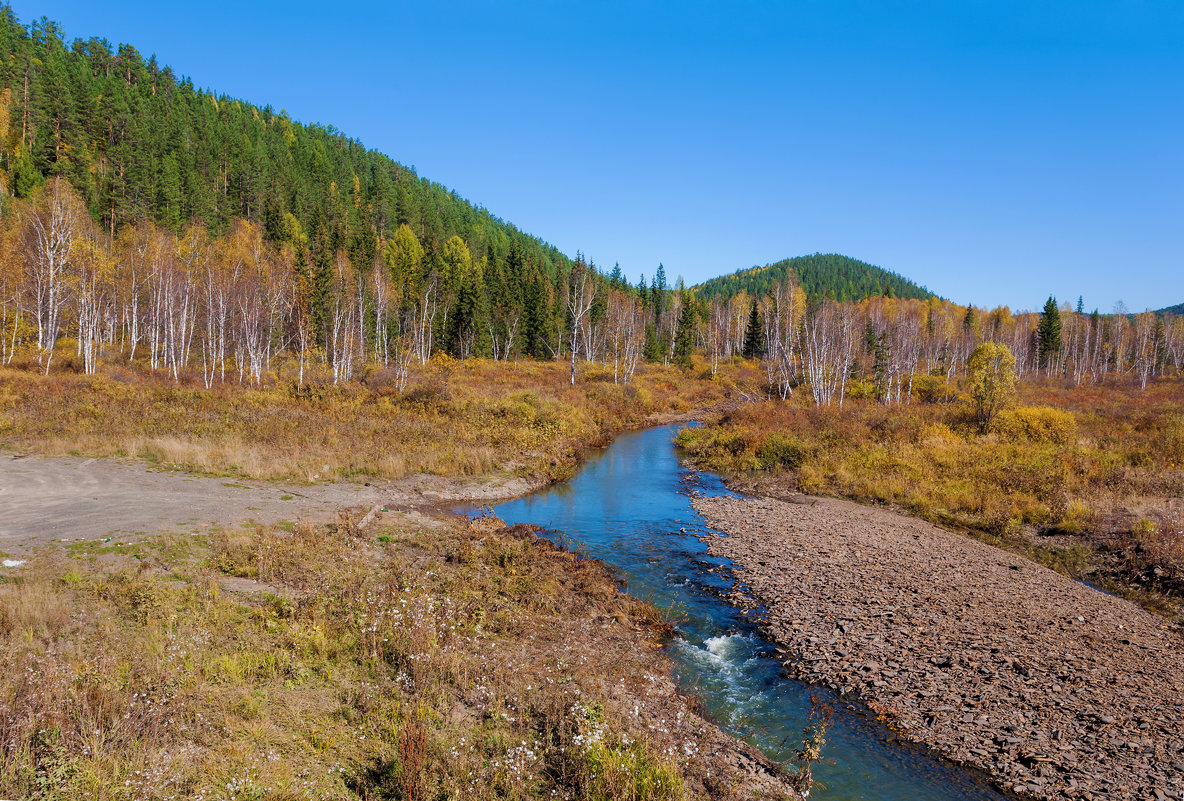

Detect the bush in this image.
[844,379,876,400]
[993,405,1077,444]
[966,342,1017,430]
[913,373,951,403]
[757,434,808,469]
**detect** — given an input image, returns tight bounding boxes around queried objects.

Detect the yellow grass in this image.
[677,377,1184,606]
[0,357,743,483]
[0,518,752,799]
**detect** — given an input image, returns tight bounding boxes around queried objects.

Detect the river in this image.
[486,424,1008,801]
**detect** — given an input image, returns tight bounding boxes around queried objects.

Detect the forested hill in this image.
[694,253,936,302]
[0,9,569,275]
[1160,303,1184,316]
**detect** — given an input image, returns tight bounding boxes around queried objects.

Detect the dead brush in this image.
[397,711,429,801]
[1131,505,1184,582]
[788,695,835,798]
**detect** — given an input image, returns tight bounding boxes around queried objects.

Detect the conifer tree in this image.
[1037,296,1062,369]
[742,298,764,359]
[672,295,698,367]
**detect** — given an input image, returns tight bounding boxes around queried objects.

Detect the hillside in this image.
[0,10,568,276]
[1159,302,1184,316]
[695,253,935,302]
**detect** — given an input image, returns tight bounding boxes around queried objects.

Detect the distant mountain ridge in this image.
[694,253,936,302]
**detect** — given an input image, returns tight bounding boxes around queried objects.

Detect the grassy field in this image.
[677,378,1184,613]
[0,511,807,800]
[0,358,750,483]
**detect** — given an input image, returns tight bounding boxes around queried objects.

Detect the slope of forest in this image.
[1159,302,1184,316]
[0,9,569,275]
[695,253,935,302]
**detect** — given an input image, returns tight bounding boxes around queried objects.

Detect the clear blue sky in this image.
[15,1,1184,311]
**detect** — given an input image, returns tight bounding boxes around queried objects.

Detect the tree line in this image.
[3,177,1179,403]
[710,285,1183,406]
[0,179,704,387]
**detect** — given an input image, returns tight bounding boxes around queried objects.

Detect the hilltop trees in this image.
[696,253,934,304]
[0,9,571,303]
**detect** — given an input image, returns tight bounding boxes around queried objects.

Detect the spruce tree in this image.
[742,298,764,359]
[672,297,698,367]
[653,263,667,322]
[1037,296,1063,369]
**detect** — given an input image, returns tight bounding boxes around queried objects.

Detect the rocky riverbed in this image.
[693,493,1184,801]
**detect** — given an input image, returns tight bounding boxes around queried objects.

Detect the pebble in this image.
[696,494,1184,801]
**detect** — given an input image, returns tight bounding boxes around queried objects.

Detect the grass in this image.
[677,377,1184,613]
[0,357,746,484]
[0,514,798,800]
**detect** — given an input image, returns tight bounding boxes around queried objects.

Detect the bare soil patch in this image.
[0,452,542,555]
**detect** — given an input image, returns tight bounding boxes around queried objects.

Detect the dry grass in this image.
[0,515,787,800]
[677,377,1184,606]
[0,357,743,483]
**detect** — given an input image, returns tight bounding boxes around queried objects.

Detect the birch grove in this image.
[0,180,1179,399]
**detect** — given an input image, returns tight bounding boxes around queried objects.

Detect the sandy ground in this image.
[0,452,543,555]
[694,493,1184,801]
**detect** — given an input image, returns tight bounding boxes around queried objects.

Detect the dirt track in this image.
[695,493,1184,801]
[0,452,541,555]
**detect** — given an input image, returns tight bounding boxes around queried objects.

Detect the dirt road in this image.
[0,452,540,555]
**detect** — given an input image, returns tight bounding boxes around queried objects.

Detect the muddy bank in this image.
[693,493,1184,801]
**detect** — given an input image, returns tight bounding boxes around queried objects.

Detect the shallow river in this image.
[487,424,1007,801]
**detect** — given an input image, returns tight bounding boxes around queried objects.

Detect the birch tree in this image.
[22,178,82,373]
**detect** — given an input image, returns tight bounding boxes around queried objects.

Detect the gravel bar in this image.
[693,494,1184,801]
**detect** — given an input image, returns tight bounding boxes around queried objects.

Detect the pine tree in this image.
[609,262,622,290]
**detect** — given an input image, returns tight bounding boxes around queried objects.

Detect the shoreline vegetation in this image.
[0,358,822,799]
[0,510,807,799]
[677,377,1184,621]
[0,359,745,484]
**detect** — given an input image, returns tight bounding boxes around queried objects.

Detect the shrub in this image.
[993,405,1077,444]
[757,433,808,469]
[844,379,876,400]
[913,373,951,403]
[966,342,1017,431]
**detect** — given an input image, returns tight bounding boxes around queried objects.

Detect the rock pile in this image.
[695,494,1184,801]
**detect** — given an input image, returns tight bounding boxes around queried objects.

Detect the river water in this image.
[486,424,1007,801]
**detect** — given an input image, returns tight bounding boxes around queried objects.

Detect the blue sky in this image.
[16,1,1183,311]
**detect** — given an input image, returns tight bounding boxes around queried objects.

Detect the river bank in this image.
[2,501,803,798]
[693,492,1184,801]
